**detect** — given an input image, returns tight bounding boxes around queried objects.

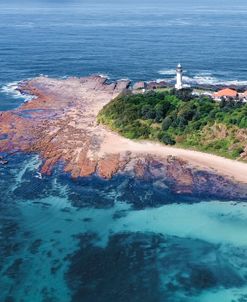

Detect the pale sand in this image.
[99,130,247,183]
[16,76,247,184]
[61,77,247,184]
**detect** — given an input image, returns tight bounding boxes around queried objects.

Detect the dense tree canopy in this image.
[98,90,247,159]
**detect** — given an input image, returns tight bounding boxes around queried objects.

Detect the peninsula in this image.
[0,76,247,200]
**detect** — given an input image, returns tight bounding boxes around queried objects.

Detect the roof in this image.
[213,88,238,98]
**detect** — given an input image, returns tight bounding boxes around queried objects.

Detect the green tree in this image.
[162,117,173,131]
[161,133,176,145]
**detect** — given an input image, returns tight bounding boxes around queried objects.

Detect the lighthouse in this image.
[175,63,183,90]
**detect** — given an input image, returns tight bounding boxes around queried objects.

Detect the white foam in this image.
[35,172,42,179]
[183,75,218,85]
[158,70,247,86]
[158,69,176,76]
[97,73,110,79]
[12,155,41,191]
[39,74,48,78]
[189,75,247,86]
[1,81,36,103]
[118,77,130,81]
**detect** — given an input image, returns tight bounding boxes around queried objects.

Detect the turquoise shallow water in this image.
[1,1,247,301]
[1,154,247,302]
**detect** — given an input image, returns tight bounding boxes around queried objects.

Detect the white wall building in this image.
[175,63,183,90]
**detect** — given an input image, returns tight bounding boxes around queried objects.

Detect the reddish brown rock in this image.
[133,82,147,90]
[0,76,130,176]
[166,156,194,194]
[98,154,120,179]
[146,81,167,90]
[0,76,247,200]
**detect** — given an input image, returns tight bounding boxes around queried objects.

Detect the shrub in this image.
[98,90,247,160]
[161,133,176,145]
[162,117,173,131]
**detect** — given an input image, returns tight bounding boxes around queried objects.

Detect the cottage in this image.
[213,88,238,100]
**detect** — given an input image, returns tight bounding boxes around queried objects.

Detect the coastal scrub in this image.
[98,90,247,160]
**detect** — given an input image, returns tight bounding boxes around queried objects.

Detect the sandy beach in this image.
[0,75,246,198]
[100,129,247,183]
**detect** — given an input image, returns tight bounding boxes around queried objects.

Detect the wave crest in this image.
[158,69,176,76]
[158,70,247,86]
[1,81,36,102]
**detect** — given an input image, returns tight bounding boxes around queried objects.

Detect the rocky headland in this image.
[0,76,247,200]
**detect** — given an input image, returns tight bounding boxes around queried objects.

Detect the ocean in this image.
[1,1,247,301]
[2,0,247,109]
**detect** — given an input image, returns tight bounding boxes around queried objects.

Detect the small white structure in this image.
[175,63,183,90]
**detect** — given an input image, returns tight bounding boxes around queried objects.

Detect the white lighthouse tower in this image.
[175,63,183,90]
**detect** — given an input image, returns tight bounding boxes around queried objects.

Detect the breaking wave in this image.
[158,69,176,76]
[184,74,247,86]
[158,70,247,86]
[1,81,36,102]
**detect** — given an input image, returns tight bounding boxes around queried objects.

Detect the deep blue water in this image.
[1,0,247,109]
[1,1,247,301]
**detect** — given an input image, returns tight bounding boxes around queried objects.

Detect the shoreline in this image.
[0,75,246,199]
[98,129,247,184]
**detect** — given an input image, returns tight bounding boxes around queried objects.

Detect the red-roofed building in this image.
[213,88,238,99]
